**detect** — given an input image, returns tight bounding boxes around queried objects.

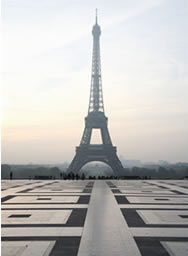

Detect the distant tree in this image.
[50,167,60,172]
[183,167,188,178]
[165,168,175,179]
[1,164,11,179]
[157,166,168,178]
[131,167,141,177]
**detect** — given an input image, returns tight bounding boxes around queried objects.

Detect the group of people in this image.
[60,173,118,180]
[60,172,86,180]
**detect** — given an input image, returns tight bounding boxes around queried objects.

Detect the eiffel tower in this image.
[67,11,125,176]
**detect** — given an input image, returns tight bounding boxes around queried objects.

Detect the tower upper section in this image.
[88,10,104,113]
[92,10,101,37]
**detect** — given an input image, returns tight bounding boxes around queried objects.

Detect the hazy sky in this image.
[2,0,188,164]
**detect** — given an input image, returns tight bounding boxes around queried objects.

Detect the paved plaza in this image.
[1,179,188,255]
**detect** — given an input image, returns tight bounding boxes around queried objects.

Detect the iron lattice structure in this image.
[67,12,125,176]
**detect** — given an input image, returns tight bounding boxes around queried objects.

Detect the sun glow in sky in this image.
[2,0,188,164]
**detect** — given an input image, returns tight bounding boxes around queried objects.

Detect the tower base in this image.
[67,144,125,176]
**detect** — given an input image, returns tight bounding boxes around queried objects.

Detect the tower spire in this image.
[95,8,98,24]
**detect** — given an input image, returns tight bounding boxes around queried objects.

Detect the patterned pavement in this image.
[1,179,188,255]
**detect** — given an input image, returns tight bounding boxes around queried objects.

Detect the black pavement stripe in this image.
[1,196,15,203]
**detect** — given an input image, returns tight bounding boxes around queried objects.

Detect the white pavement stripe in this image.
[77,181,141,256]
[130,227,188,237]
[120,204,188,209]
[16,193,90,195]
[2,227,83,237]
[2,204,88,209]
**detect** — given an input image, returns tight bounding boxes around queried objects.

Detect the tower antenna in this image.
[95,8,98,24]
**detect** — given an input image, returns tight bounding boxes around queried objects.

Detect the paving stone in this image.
[4,195,79,204]
[1,241,55,256]
[2,209,72,224]
[161,241,188,256]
